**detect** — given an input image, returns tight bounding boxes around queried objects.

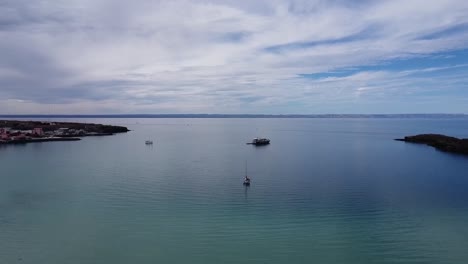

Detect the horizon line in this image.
[1,113,467,119]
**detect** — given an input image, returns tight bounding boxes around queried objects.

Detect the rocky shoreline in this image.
[2,137,82,144]
[395,134,468,156]
[0,120,129,133]
[0,120,129,145]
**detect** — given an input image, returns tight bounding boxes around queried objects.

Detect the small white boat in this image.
[145,140,153,145]
[243,177,250,186]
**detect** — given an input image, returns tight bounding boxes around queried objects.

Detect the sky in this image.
[1,0,468,114]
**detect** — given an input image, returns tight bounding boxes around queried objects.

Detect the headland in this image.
[395,134,468,156]
[0,120,129,145]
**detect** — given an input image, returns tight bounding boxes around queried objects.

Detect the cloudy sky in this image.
[1,0,468,114]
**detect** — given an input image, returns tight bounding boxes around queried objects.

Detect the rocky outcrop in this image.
[395,134,468,155]
[0,120,129,133]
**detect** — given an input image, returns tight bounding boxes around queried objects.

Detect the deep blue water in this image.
[1,118,468,264]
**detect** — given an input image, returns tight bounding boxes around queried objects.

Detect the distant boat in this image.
[243,161,251,186]
[247,137,270,146]
[145,140,153,145]
[243,178,250,186]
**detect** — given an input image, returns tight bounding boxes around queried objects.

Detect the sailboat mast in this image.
[245,160,247,176]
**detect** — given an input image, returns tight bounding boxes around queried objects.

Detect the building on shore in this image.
[33,127,44,136]
[1,133,10,141]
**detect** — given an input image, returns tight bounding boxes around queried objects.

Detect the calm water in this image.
[1,118,468,264]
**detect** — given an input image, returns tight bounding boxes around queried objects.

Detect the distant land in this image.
[1,120,129,145]
[0,114,466,119]
[396,134,468,156]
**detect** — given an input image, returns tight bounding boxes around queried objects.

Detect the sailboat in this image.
[243,161,251,186]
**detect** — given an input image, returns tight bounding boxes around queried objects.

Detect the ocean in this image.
[1,118,468,264]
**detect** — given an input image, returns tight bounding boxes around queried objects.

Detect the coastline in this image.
[0,120,129,146]
[0,137,81,145]
[395,134,468,156]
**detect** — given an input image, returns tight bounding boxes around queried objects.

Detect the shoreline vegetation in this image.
[0,120,129,145]
[395,134,468,156]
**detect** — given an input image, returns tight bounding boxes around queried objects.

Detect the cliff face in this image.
[396,134,468,155]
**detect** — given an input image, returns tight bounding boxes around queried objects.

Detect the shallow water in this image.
[1,118,468,263]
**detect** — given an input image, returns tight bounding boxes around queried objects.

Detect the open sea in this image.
[1,118,468,264]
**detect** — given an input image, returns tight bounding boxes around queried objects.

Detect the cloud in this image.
[0,0,468,114]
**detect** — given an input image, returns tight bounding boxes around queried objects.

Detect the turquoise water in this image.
[1,118,468,264]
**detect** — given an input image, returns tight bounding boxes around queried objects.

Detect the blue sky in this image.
[0,0,468,114]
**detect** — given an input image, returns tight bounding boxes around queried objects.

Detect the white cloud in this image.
[1,0,468,113]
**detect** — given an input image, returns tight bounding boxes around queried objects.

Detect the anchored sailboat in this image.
[243,161,251,186]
